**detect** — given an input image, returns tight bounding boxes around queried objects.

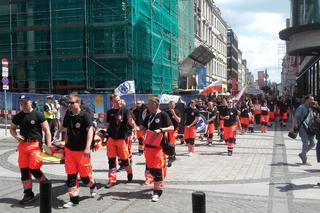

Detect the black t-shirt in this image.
[142,111,173,131]
[218,104,228,119]
[63,110,93,151]
[12,110,46,142]
[106,107,131,140]
[240,105,250,118]
[133,106,146,126]
[207,108,216,124]
[166,109,181,130]
[185,107,200,125]
[221,107,238,127]
[268,101,275,111]
[277,101,288,114]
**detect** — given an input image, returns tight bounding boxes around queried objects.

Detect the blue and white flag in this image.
[114,80,135,96]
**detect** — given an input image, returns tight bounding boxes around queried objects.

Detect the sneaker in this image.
[207,143,212,147]
[151,194,160,202]
[228,151,233,156]
[188,152,194,157]
[63,201,78,208]
[105,182,116,188]
[90,186,97,198]
[303,162,312,166]
[19,192,35,205]
[127,173,133,182]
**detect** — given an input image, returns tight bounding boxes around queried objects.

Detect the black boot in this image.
[19,191,35,205]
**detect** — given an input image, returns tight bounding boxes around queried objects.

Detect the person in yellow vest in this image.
[44,96,57,141]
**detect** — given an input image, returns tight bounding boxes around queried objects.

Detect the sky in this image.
[214,0,290,83]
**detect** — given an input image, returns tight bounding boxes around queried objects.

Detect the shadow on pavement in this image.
[97,188,152,201]
[270,162,302,167]
[275,183,318,192]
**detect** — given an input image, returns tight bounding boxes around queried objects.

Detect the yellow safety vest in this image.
[44,103,56,119]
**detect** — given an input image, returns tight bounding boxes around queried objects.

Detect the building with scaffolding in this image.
[0,0,181,94]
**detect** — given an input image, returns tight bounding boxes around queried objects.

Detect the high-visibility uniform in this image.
[141,111,173,198]
[260,106,270,133]
[12,110,47,195]
[133,106,148,154]
[63,110,96,204]
[254,103,261,124]
[221,107,238,156]
[206,108,216,144]
[106,107,133,185]
[44,103,56,140]
[184,107,200,154]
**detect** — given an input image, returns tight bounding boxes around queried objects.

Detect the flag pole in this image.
[133,80,137,105]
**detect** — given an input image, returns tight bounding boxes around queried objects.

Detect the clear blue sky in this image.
[215,0,290,83]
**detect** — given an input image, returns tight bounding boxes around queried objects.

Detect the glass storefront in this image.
[297,58,320,100]
[292,0,320,26]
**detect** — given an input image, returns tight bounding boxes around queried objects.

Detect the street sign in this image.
[2,70,8,77]
[2,77,9,85]
[1,58,8,67]
[3,85,9,90]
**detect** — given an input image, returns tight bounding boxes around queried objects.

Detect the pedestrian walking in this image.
[10,95,52,205]
[139,96,174,202]
[61,93,97,208]
[290,95,316,166]
[184,100,200,156]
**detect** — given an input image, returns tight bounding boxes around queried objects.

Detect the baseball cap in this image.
[19,95,31,101]
[46,95,53,99]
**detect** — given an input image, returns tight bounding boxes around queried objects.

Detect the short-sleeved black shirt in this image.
[106,107,131,140]
[240,106,250,118]
[221,108,238,127]
[12,110,46,142]
[268,101,275,111]
[142,111,173,131]
[207,108,217,124]
[166,109,181,130]
[277,101,288,114]
[63,110,93,151]
[185,107,200,126]
[133,106,146,126]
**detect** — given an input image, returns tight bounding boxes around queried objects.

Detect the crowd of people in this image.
[10,91,320,208]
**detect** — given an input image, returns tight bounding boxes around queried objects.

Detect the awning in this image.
[188,44,215,65]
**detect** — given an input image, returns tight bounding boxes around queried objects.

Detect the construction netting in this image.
[0,0,194,94]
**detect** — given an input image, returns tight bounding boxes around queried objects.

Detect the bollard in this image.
[40,180,52,213]
[192,191,206,213]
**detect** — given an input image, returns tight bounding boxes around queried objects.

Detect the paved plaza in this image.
[0,124,320,213]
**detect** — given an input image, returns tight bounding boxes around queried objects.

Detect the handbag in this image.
[143,130,163,147]
[161,136,175,156]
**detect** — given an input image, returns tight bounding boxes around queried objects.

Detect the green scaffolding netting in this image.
[0,0,194,94]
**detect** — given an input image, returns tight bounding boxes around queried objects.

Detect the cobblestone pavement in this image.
[0,123,320,213]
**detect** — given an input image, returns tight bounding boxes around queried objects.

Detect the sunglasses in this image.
[68,101,77,105]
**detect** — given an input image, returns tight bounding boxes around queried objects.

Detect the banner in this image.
[197,67,207,89]
[114,80,135,96]
[160,94,180,104]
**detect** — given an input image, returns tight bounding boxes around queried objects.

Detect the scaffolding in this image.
[0,0,181,94]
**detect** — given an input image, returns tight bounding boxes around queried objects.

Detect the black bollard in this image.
[192,191,206,213]
[40,180,52,213]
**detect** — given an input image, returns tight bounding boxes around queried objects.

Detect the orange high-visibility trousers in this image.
[64,148,93,178]
[207,123,214,135]
[18,141,42,169]
[106,138,130,160]
[184,126,196,140]
[168,130,178,145]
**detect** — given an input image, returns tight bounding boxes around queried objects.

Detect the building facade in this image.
[0,0,180,94]
[279,0,320,99]
[227,28,239,95]
[179,0,228,92]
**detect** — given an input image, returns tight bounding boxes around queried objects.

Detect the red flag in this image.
[199,80,223,95]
